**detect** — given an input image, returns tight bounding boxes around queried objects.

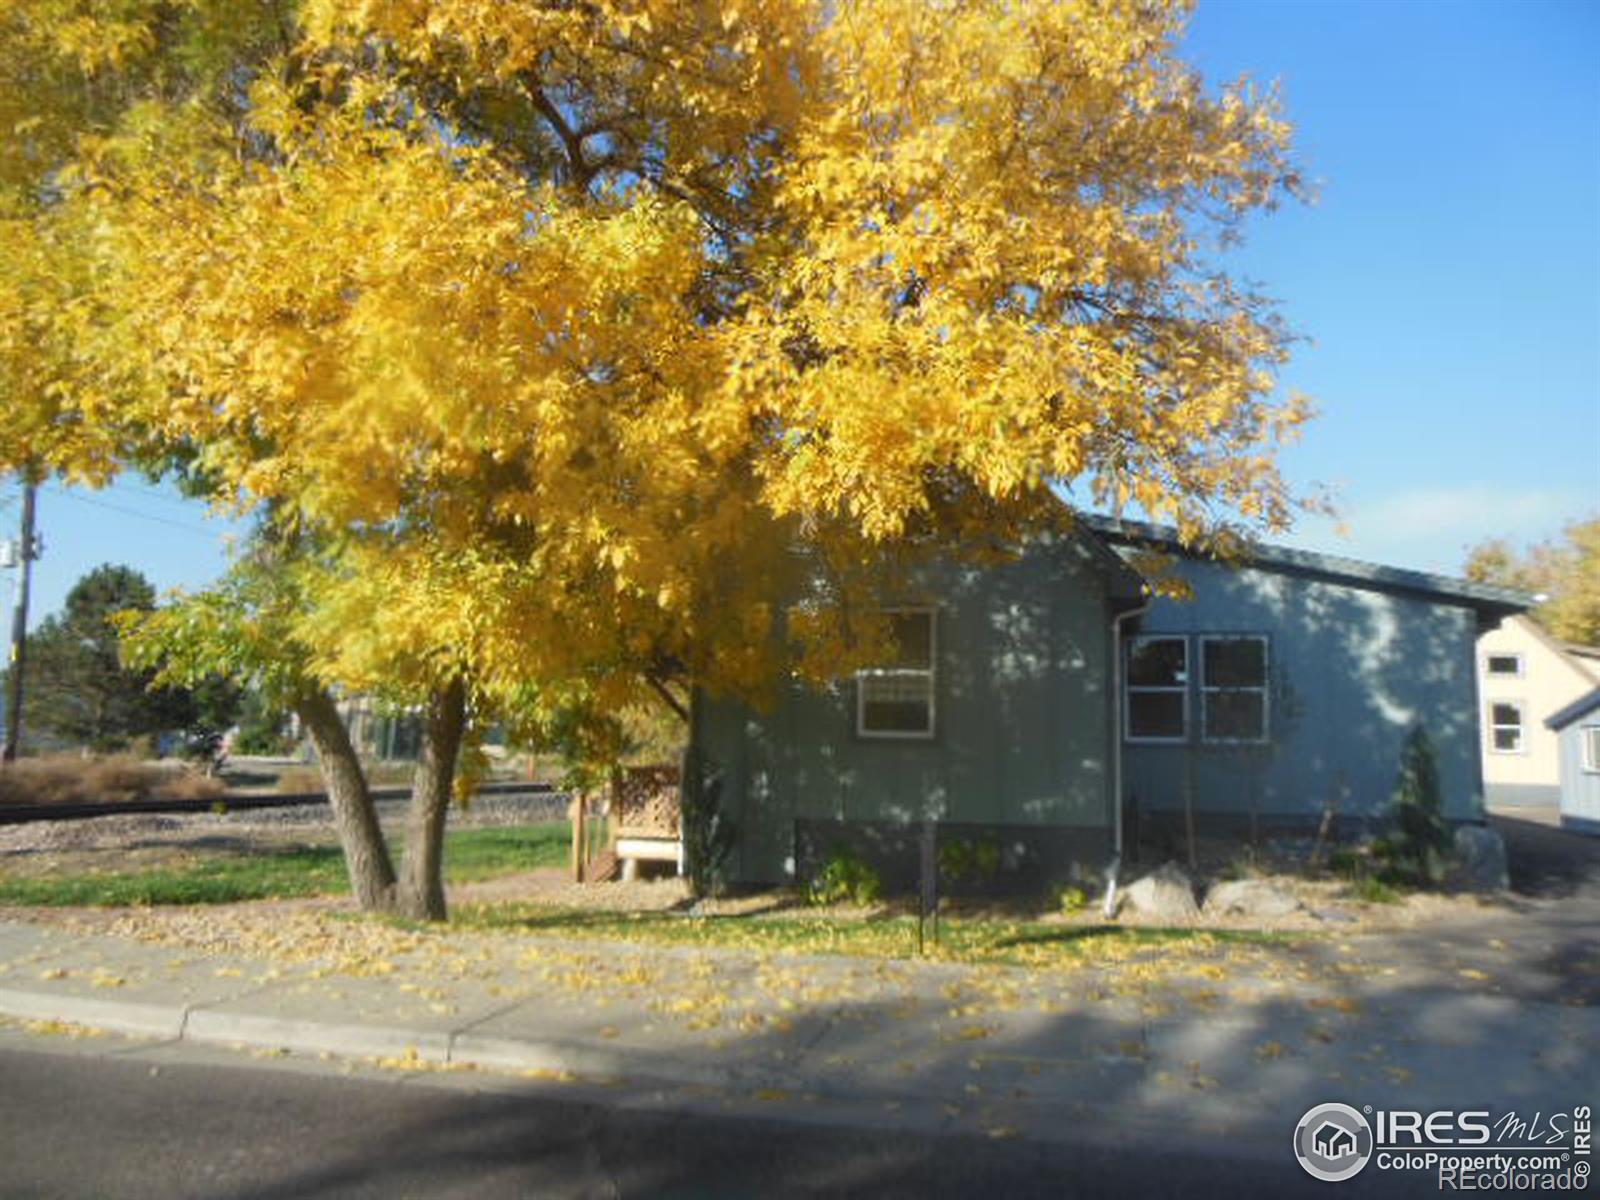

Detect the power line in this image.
[40,485,231,539]
[118,480,239,513]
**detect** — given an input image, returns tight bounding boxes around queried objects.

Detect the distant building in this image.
[1546,688,1600,835]
[1477,615,1600,808]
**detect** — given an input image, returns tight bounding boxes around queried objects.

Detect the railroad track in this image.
[0,779,555,826]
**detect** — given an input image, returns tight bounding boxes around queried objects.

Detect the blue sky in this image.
[2,0,1596,627]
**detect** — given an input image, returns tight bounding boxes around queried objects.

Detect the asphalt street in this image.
[0,1038,1410,1200]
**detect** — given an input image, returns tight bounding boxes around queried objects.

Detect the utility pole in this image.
[2,481,38,763]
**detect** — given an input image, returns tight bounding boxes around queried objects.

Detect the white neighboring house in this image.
[1478,614,1600,807]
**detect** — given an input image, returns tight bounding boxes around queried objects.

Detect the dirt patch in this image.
[445,862,1484,935]
[453,867,693,911]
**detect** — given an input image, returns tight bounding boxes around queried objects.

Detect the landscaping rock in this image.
[1447,825,1509,892]
[1203,878,1301,919]
[1122,862,1200,920]
[1307,907,1357,924]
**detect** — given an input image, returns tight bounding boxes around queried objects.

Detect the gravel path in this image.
[0,791,569,859]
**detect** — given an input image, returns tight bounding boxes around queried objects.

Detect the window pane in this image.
[1491,703,1522,727]
[1583,727,1600,770]
[1203,638,1265,687]
[1205,690,1265,740]
[885,612,932,670]
[1486,655,1521,676]
[861,672,931,734]
[1128,638,1186,687]
[1493,727,1521,752]
[1128,692,1185,739]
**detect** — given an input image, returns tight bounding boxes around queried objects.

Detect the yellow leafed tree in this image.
[1465,517,1600,647]
[1,0,1314,915]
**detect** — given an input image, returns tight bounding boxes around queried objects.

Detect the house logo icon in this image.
[1294,1103,1374,1181]
[1314,1121,1357,1159]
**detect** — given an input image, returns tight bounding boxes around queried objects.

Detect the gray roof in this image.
[1080,515,1537,616]
[1547,688,1600,732]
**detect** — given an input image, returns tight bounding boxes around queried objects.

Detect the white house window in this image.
[1126,636,1188,741]
[1488,701,1525,753]
[856,609,935,739]
[1581,727,1600,773]
[1484,653,1523,678]
[1200,635,1269,743]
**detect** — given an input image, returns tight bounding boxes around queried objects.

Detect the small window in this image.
[1200,635,1269,743]
[1488,701,1524,753]
[857,610,935,739]
[1126,636,1188,741]
[1485,653,1523,678]
[1582,727,1600,773]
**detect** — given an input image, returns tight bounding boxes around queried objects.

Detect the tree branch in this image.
[645,672,690,724]
[525,80,598,188]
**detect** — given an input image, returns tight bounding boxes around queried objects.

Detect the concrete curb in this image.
[0,981,1230,1155]
[0,985,785,1093]
[182,1008,456,1064]
[0,986,188,1039]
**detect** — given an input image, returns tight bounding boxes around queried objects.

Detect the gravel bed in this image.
[0,789,569,857]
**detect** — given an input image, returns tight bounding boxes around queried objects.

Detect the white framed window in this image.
[1582,726,1600,773]
[1200,635,1270,743]
[1484,653,1524,679]
[856,609,935,739]
[1487,700,1525,754]
[1125,636,1188,742]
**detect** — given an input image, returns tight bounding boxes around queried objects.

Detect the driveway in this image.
[1316,807,1600,1007]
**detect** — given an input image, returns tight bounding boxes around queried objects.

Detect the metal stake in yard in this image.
[918,820,939,954]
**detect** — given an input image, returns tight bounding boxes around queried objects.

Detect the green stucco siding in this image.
[695,541,1117,884]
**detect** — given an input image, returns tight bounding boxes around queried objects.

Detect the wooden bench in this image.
[572,765,682,882]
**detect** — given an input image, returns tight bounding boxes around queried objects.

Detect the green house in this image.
[690,518,1531,891]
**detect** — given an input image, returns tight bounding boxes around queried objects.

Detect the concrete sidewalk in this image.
[0,914,1592,1162]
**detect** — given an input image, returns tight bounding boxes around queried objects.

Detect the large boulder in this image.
[1447,825,1509,892]
[1122,862,1200,921]
[1204,878,1302,919]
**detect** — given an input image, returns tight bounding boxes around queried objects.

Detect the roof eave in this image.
[1547,688,1600,731]
[1080,515,1538,616]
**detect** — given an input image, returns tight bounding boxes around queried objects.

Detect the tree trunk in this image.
[295,687,398,912]
[395,677,468,922]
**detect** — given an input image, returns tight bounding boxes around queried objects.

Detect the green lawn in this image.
[452,902,1301,970]
[0,823,569,907]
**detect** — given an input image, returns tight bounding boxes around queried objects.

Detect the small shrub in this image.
[1323,842,1410,905]
[0,755,225,806]
[1327,847,1363,880]
[1374,726,1451,887]
[158,770,229,802]
[233,693,294,756]
[364,761,416,787]
[1347,876,1402,905]
[808,848,883,907]
[938,834,1001,884]
[1054,884,1088,915]
[275,767,324,795]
